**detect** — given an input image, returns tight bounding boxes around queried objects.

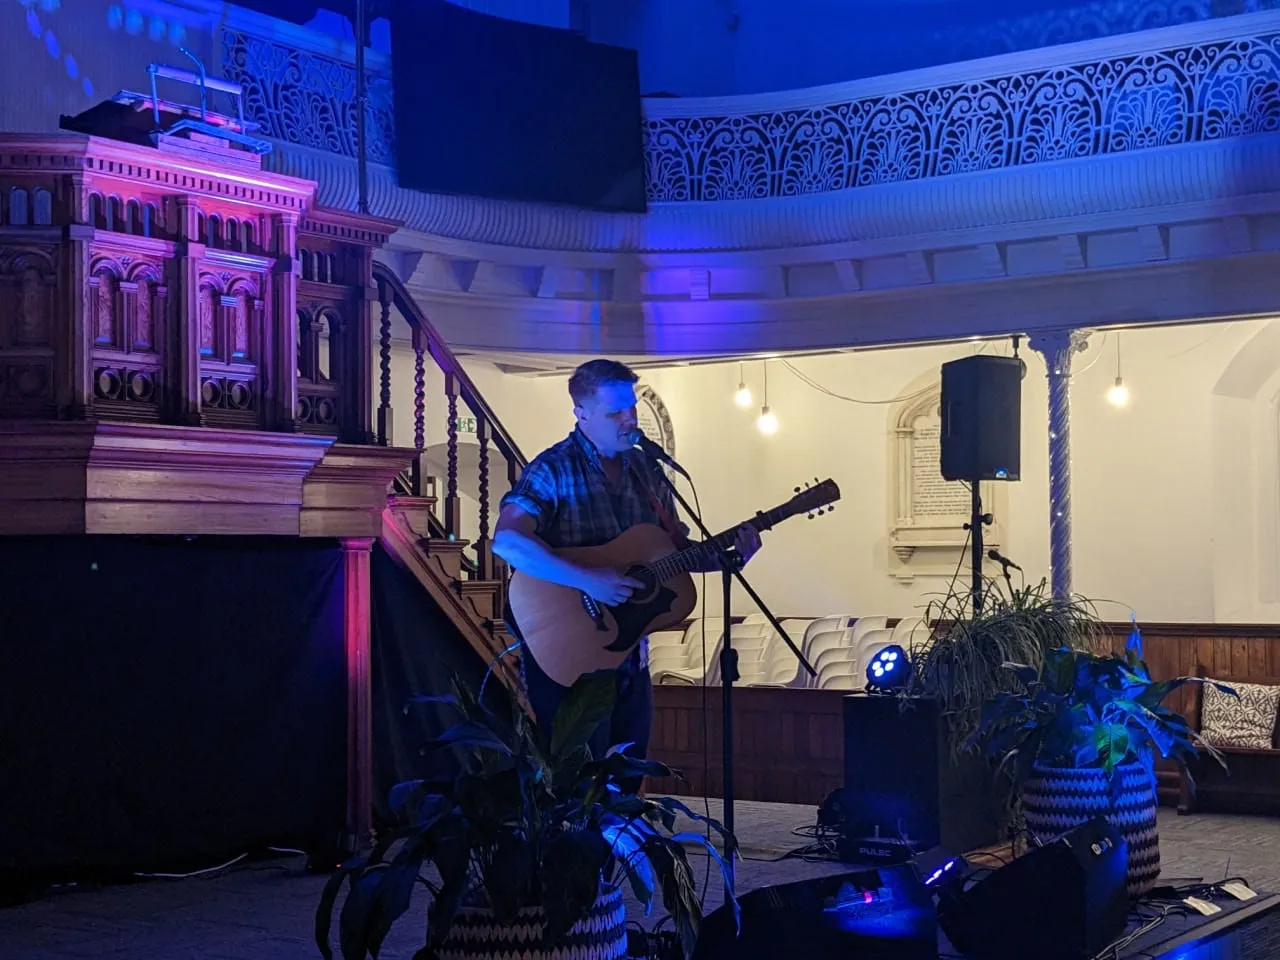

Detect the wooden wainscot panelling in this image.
[647,622,1280,807]
[299,443,416,538]
[647,686,847,806]
[0,420,333,535]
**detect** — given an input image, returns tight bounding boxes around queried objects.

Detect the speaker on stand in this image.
[939,350,1024,613]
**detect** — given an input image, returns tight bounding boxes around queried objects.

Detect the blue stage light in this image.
[866,644,910,692]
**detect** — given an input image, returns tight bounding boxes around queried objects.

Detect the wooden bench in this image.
[1178,667,1280,816]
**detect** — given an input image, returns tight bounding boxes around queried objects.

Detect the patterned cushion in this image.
[1201,681,1280,750]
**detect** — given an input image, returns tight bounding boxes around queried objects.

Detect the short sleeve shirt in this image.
[500,427,683,550]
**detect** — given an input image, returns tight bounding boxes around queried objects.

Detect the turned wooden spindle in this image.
[375,276,392,445]
[477,413,492,579]
[412,327,426,497]
[444,370,461,539]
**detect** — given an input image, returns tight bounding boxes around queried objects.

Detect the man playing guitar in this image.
[494,359,762,763]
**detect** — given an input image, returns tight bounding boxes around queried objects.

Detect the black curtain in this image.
[370,544,511,827]
[0,536,347,889]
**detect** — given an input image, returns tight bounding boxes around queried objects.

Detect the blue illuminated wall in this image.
[1,0,215,134]
[586,0,1280,97]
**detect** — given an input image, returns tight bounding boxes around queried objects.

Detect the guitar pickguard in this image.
[603,584,679,653]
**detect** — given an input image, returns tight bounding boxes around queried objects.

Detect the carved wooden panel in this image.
[295,298,344,435]
[88,252,168,423]
[197,267,265,429]
[0,247,58,417]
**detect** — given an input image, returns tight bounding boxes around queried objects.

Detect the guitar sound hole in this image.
[624,565,659,605]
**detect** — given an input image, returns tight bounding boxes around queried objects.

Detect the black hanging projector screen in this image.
[389,0,647,213]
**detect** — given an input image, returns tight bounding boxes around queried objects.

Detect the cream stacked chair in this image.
[812,618,894,690]
[649,618,723,685]
[645,630,690,681]
[705,616,773,685]
[795,618,857,687]
[751,618,816,686]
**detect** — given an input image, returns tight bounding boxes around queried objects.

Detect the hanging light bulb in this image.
[756,360,777,434]
[734,362,752,408]
[1107,333,1129,407]
[1108,378,1129,406]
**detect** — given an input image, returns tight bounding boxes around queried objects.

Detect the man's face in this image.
[575,381,638,457]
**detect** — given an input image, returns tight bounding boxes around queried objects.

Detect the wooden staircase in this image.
[371,264,528,699]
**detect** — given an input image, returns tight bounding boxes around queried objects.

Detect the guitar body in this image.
[508,523,698,688]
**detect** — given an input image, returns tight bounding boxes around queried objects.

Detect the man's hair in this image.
[568,358,638,407]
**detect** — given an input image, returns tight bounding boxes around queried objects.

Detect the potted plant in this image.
[969,625,1233,896]
[316,670,737,960]
[906,576,1111,757]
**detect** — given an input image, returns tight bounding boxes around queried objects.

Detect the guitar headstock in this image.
[791,477,841,519]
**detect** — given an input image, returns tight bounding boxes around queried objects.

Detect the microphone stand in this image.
[644,459,816,897]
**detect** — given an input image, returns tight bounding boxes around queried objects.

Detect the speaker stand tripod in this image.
[964,481,993,614]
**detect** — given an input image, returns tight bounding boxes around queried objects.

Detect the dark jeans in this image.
[521,644,653,785]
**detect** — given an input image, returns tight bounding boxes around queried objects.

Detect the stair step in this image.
[386,495,440,539]
[415,538,473,582]
[456,578,504,621]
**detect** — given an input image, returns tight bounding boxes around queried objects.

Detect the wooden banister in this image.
[372,263,528,470]
[372,262,527,587]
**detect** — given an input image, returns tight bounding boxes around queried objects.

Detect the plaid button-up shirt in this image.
[501,427,684,550]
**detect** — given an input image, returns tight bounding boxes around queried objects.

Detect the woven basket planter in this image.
[434,883,628,960]
[1022,762,1160,897]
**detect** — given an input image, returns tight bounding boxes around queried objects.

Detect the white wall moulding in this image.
[886,381,1006,583]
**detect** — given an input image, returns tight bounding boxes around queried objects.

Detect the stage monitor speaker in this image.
[842,694,1002,856]
[940,354,1022,482]
[692,865,938,960]
[937,817,1129,960]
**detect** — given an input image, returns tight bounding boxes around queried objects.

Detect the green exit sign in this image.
[455,416,477,435]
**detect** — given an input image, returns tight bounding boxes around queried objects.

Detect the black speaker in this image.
[842,694,1002,855]
[940,355,1021,481]
[692,865,938,959]
[937,817,1129,960]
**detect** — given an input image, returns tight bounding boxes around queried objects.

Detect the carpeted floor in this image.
[2,799,1277,958]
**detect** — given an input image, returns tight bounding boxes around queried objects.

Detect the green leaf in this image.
[581,752,674,785]
[643,835,703,958]
[539,829,613,945]
[388,780,425,819]
[315,857,365,960]
[649,796,737,856]
[339,868,385,960]
[550,670,617,760]
[425,820,472,950]
[429,721,514,757]
[672,832,739,932]
[366,865,421,959]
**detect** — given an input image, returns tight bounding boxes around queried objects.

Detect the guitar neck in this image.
[649,512,777,582]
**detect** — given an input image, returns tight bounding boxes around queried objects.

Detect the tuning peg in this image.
[807,512,814,519]
[828,504,835,512]
[814,476,820,484]
[795,486,801,493]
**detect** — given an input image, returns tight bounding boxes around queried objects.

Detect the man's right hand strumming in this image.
[579,568,643,605]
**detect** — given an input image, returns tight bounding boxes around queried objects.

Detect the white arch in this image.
[1211,319,1280,619]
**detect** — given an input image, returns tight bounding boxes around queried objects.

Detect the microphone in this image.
[987,549,1022,572]
[627,428,690,479]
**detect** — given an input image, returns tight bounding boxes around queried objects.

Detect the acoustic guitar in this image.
[508,479,841,687]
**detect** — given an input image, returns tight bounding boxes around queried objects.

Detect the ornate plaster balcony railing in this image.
[213,6,1280,202]
[640,15,1280,202]
[192,5,1280,257]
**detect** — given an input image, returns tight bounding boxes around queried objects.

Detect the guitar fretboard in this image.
[642,506,792,583]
